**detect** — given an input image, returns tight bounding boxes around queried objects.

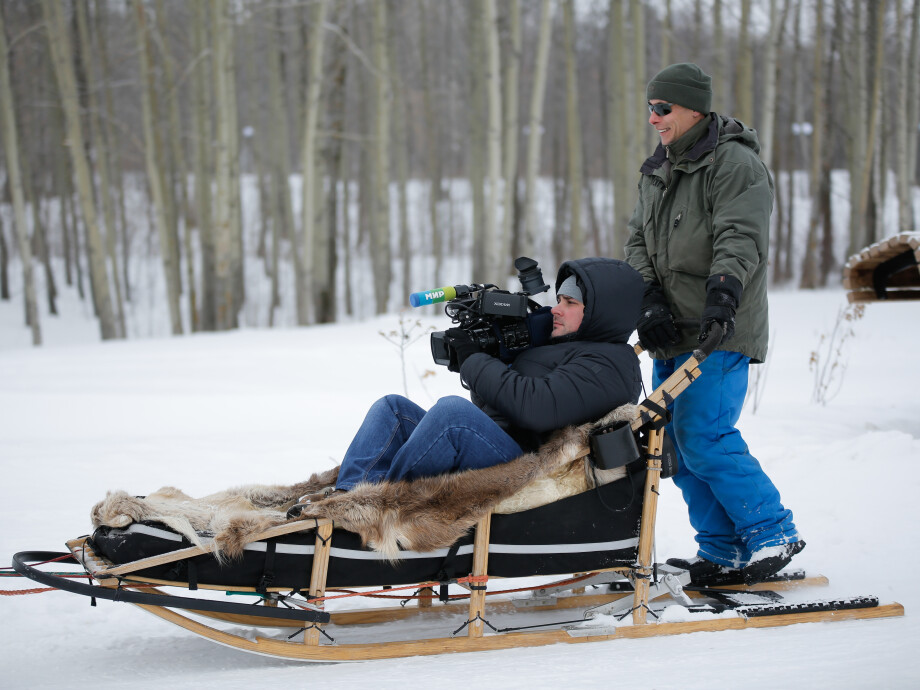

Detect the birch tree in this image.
[563,0,583,258]
[522,0,553,259]
[191,1,215,331]
[40,0,117,340]
[0,5,40,344]
[734,0,754,124]
[134,0,183,334]
[76,1,126,337]
[212,0,239,330]
[799,0,824,289]
[501,0,521,269]
[301,0,330,323]
[608,0,632,258]
[372,0,391,314]
[483,0,503,280]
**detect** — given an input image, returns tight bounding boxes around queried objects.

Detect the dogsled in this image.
[10,325,903,661]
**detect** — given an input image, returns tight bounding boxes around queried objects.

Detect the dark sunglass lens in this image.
[648,102,672,116]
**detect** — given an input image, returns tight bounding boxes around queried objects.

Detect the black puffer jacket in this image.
[460,257,644,452]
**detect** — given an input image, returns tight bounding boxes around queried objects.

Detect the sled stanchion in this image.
[632,426,665,625]
[304,521,333,646]
[419,586,435,608]
[467,514,492,639]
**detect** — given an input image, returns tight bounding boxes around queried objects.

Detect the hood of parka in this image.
[554,257,644,345]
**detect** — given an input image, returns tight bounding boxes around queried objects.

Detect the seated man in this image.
[299,257,645,505]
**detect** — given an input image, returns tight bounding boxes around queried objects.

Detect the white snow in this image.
[1,287,919,688]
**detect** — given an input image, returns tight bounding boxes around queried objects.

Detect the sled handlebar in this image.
[672,318,724,362]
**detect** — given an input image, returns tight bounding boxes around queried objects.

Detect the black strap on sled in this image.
[436,541,464,603]
[12,551,331,624]
[256,540,277,595]
[638,394,672,431]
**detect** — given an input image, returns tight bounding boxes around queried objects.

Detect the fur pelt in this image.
[90,405,638,562]
[90,467,340,561]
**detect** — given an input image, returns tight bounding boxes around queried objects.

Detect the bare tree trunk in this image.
[0,5,41,344]
[713,0,725,113]
[212,0,239,330]
[0,215,8,301]
[734,0,753,123]
[191,1,215,331]
[154,0,197,331]
[855,0,886,250]
[631,0,648,168]
[661,0,673,68]
[760,0,780,169]
[469,3,486,281]
[301,0,330,323]
[76,0,126,337]
[323,13,347,324]
[799,0,826,289]
[909,0,920,192]
[135,0,183,334]
[483,0,503,280]
[41,0,117,340]
[522,0,553,259]
[95,0,130,303]
[418,0,444,281]
[609,0,632,258]
[372,0,391,314]
[563,0,583,259]
[502,0,521,269]
[895,0,913,233]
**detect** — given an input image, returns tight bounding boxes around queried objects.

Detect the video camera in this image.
[409,257,553,369]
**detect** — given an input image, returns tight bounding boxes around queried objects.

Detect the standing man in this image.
[625,63,803,586]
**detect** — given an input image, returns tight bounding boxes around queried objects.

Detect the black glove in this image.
[445,328,481,373]
[636,283,680,351]
[700,275,743,344]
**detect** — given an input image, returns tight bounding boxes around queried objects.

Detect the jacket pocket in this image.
[667,205,712,277]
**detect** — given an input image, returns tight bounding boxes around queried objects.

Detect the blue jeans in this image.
[654,351,799,568]
[335,395,524,490]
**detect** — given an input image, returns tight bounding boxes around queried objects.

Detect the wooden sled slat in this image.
[132,598,905,661]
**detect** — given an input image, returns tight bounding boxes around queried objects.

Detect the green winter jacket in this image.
[624,113,772,363]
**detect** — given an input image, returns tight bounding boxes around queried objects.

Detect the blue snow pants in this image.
[653,351,800,568]
[335,394,524,490]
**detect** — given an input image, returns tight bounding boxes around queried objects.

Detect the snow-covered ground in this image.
[1,285,918,689]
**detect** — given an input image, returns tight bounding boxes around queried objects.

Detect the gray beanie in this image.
[557,275,583,303]
[647,63,712,114]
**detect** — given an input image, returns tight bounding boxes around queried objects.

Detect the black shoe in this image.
[741,541,806,585]
[665,556,745,588]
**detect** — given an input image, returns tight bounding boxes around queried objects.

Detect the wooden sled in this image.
[12,327,904,661]
[843,232,920,303]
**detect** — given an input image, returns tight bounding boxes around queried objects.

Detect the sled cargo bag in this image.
[88,464,645,590]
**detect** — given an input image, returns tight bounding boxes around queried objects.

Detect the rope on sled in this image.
[1,554,77,595]
[303,571,600,605]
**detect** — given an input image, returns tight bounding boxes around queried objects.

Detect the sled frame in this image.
[20,331,905,660]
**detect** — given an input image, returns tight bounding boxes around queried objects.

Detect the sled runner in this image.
[11,325,904,661]
[843,232,920,303]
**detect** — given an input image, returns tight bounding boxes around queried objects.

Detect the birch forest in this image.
[0,0,918,345]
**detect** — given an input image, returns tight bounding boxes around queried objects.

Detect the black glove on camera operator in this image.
[636,283,680,351]
[445,328,483,373]
[700,274,743,344]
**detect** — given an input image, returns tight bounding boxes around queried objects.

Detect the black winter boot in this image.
[741,541,806,585]
[665,556,745,588]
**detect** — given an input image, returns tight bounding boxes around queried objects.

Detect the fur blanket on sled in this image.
[91,405,637,562]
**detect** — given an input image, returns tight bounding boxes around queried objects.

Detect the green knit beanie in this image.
[647,63,712,113]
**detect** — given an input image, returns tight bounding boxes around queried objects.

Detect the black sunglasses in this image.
[647,102,674,117]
